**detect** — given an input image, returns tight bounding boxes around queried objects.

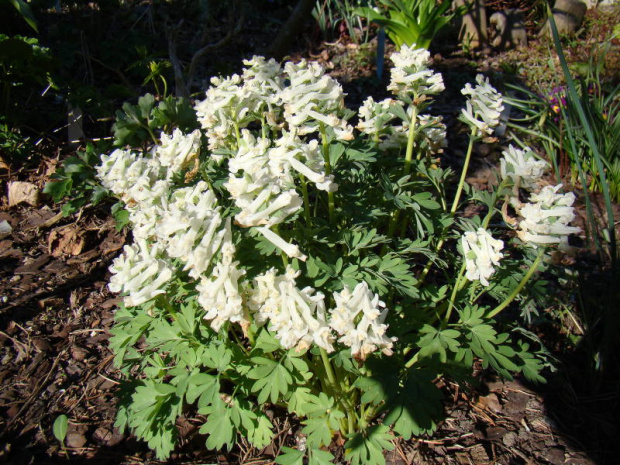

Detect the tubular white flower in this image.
[461,228,504,286]
[228,130,271,175]
[255,227,307,261]
[97,149,162,201]
[516,184,580,246]
[268,132,337,192]
[194,73,245,150]
[460,74,504,138]
[387,46,445,101]
[108,240,173,307]
[155,128,201,176]
[155,182,227,278]
[500,145,548,188]
[357,97,402,140]
[197,235,247,332]
[329,282,396,360]
[248,267,334,352]
[280,60,352,138]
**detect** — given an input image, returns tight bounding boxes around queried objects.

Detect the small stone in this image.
[65,431,87,449]
[0,221,12,239]
[93,426,124,446]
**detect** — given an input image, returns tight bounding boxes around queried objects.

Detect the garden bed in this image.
[1,1,619,464]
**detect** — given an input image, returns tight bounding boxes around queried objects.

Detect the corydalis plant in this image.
[102,50,578,464]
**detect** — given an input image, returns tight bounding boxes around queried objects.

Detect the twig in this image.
[74,51,133,90]
[185,7,244,92]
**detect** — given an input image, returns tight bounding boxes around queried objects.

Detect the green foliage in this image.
[354,0,468,49]
[43,143,110,216]
[52,414,68,445]
[313,0,372,44]
[4,0,38,32]
[0,34,54,119]
[112,94,199,147]
[0,117,32,163]
[345,425,394,465]
[383,368,443,439]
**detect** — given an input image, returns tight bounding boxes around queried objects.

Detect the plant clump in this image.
[99,47,580,463]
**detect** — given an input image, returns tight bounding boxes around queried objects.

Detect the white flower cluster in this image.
[98,56,399,359]
[248,267,333,352]
[357,96,447,153]
[108,240,174,307]
[247,269,395,358]
[500,145,548,189]
[516,185,581,246]
[461,228,504,286]
[498,144,580,247]
[195,57,284,151]
[387,45,445,101]
[460,74,504,138]
[330,282,396,359]
[281,60,353,140]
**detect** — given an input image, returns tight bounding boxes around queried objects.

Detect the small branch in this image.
[74,51,133,90]
[166,21,190,98]
[186,3,245,92]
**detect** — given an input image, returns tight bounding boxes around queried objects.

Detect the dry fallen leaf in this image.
[8,181,40,207]
[48,225,87,257]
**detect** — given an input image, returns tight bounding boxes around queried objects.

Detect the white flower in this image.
[280,60,352,139]
[357,96,402,140]
[256,227,307,262]
[385,112,448,152]
[500,145,548,188]
[155,182,227,278]
[460,74,504,137]
[108,240,173,307]
[516,184,580,246]
[197,235,247,332]
[97,149,160,200]
[329,282,396,360]
[269,132,337,192]
[461,228,504,286]
[387,46,445,101]
[248,267,334,352]
[195,73,245,150]
[154,128,201,177]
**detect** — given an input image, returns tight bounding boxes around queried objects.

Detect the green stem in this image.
[319,124,335,223]
[300,176,312,225]
[272,224,289,268]
[450,135,476,215]
[385,103,419,241]
[403,103,419,176]
[161,76,168,98]
[404,350,420,369]
[146,125,159,146]
[443,263,468,327]
[487,249,545,319]
[319,348,338,389]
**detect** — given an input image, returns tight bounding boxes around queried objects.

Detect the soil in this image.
[1,2,620,464]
